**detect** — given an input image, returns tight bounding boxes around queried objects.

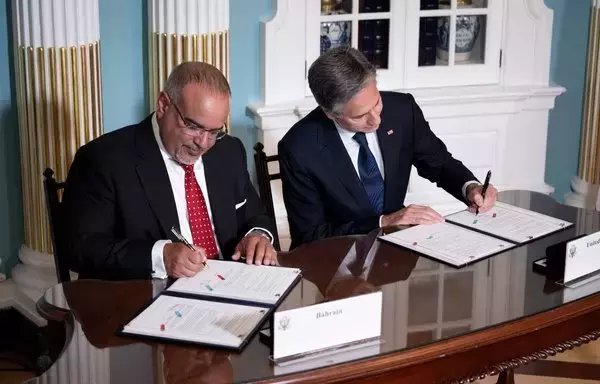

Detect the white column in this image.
[565,0,600,209]
[10,0,103,301]
[148,0,230,110]
[49,286,110,384]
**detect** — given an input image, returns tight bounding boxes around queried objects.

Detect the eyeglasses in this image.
[171,101,227,140]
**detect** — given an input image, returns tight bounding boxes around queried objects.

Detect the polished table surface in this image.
[29,191,600,383]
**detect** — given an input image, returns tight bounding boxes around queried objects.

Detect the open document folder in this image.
[119,260,302,351]
[379,201,573,267]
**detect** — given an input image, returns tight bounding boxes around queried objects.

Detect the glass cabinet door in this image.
[405,0,503,88]
[306,0,405,95]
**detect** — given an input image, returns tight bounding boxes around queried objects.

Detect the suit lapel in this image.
[319,117,372,209]
[203,145,236,246]
[377,110,402,211]
[134,116,179,238]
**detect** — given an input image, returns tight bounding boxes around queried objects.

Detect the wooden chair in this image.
[253,142,282,251]
[43,168,70,283]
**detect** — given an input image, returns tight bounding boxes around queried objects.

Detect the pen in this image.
[476,170,492,216]
[170,226,209,270]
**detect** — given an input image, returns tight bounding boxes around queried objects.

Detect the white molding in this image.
[0,279,16,310]
[524,0,553,21]
[17,244,56,269]
[260,0,306,105]
[10,245,61,308]
[248,85,565,129]
[502,0,553,86]
[565,176,600,209]
[0,279,47,327]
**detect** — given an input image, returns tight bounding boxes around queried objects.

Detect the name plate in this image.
[273,291,382,362]
[565,231,600,285]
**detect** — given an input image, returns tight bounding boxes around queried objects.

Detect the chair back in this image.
[253,143,282,251]
[43,168,70,283]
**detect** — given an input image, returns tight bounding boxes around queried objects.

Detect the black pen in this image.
[170,226,209,269]
[476,170,492,216]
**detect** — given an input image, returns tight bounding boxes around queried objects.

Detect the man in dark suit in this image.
[63,62,277,280]
[278,46,498,248]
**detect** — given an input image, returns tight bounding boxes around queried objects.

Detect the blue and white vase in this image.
[436,5,481,63]
[320,21,350,54]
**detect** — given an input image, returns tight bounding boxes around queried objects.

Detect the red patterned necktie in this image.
[181,164,219,258]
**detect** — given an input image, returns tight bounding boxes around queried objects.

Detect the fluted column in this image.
[566,0,600,209]
[49,285,110,384]
[11,0,103,298]
[148,0,230,123]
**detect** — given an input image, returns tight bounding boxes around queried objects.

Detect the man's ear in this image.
[155,92,169,119]
[322,108,337,121]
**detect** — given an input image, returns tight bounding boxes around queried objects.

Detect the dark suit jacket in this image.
[62,114,274,280]
[278,91,477,249]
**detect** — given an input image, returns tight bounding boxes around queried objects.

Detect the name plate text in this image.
[273,291,382,362]
[565,231,600,285]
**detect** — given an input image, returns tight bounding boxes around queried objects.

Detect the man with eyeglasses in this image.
[278,46,497,249]
[63,62,276,280]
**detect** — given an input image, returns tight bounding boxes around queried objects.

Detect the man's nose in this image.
[193,132,211,148]
[367,110,381,126]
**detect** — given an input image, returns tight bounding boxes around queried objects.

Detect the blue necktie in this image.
[353,132,384,215]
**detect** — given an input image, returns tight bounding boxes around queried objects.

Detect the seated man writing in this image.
[278,46,498,249]
[63,62,276,280]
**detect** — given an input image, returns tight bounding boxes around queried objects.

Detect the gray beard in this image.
[174,147,196,165]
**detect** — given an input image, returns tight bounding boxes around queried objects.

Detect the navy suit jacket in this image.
[278,92,477,249]
[62,115,274,280]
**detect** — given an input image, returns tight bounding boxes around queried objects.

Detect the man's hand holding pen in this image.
[466,170,497,215]
[166,226,277,278]
[164,226,209,278]
[163,242,207,278]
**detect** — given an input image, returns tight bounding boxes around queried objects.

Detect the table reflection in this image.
[160,345,232,384]
[29,191,600,383]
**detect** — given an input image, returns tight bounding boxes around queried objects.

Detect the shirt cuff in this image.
[245,227,274,244]
[462,180,480,200]
[151,239,171,279]
[379,215,384,228]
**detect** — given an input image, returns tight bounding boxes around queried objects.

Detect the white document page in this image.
[445,201,572,243]
[379,222,515,267]
[167,260,301,305]
[122,295,267,348]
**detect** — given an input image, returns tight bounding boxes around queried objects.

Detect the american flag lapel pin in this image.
[387,129,394,135]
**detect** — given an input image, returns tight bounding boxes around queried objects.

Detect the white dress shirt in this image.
[150,115,273,279]
[333,121,478,225]
[150,114,222,278]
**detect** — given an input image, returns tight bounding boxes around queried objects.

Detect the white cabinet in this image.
[404,0,504,87]
[306,0,503,91]
[305,0,405,93]
[249,0,564,251]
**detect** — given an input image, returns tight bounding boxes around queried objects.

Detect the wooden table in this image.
[31,190,600,383]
